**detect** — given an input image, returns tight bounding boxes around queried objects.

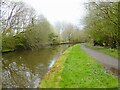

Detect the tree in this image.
[83,2,119,48]
[1,0,35,35]
[48,33,58,44]
[24,15,55,49]
[61,23,81,43]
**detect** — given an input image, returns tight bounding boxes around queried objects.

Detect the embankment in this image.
[39,44,118,88]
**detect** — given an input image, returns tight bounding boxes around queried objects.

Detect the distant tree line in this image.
[55,22,88,44]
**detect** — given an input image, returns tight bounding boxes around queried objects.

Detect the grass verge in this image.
[85,43,119,59]
[39,44,118,88]
[39,46,72,88]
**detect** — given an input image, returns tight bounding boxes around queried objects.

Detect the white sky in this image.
[20,0,87,27]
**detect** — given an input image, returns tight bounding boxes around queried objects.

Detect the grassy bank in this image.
[85,43,119,59]
[39,44,118,88]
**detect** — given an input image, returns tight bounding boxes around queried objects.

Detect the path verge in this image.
[81,44,120,77]
[85,43,119,59]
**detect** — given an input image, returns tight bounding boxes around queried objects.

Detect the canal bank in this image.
[39,44,118,88]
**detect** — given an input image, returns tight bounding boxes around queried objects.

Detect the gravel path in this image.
[81,45,120,77]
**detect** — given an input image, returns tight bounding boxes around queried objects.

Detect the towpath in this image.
[81,45,120,77]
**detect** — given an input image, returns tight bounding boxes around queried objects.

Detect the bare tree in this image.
[1,0,36,35]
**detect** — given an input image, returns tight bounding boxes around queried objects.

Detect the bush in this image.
[2,35,16,52]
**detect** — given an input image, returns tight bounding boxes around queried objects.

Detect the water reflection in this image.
[2,45,68,88]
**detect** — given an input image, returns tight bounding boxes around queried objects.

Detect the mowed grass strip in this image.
[39,44,118,88]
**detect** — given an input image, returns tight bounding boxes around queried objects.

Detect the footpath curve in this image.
[81,44,120,77]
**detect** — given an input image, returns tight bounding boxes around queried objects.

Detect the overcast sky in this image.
[20,0,87,27]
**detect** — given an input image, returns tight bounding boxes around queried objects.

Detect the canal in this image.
[2,45,69,88]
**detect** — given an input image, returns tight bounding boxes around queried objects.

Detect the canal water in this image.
[2,45,69,88]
